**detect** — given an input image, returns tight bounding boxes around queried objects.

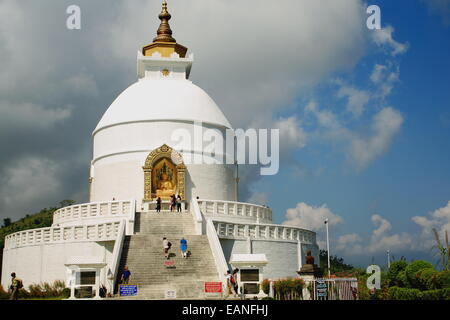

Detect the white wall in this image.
[1,241,114,290]
[91,121,236,204]
[220,239,303,280]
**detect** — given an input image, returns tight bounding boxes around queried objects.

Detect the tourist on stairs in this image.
[180,238,188,258]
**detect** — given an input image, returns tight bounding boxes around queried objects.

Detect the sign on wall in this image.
[165,289,177,299]
[119,284,138,297]
[204,282,222,293]
[316,280,328,298]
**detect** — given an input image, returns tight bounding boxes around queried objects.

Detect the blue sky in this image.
[252,0,450,267]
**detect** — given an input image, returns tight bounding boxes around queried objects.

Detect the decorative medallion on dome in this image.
[142,1,188,58]
[143,144,186,201]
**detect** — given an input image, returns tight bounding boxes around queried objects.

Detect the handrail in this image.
[198,199,273,223]
[109,220,126,293]
[191,199,204,235]
[212,220,317,244]
[206,219,229,288]
[4,221,122,250]
[126,200,136,236]
[53,199,135,226]
[198,199,270,210]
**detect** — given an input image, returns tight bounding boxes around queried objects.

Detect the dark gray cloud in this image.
[0,0,369,220]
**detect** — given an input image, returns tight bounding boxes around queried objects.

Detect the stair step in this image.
[115,212,220,300]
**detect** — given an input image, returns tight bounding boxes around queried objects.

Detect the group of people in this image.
[155,195,183,212]
[226,269,240,297]
[163,237,189,260]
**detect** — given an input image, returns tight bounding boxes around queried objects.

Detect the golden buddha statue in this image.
[156,172,175,199]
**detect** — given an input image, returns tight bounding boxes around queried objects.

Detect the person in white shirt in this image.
[163,237,171,259]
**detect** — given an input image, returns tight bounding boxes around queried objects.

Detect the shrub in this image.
[26,280,68,299]
[419,288,450,300]
[417,268,440,290]
[61,288,71,299]
[388,287,422,300]
[0,285,9,300]
[405,260,433,288]
[436,271,450,289]
[387,260,408,286]
[397,270,409,287]
[261,279,270,295]
[272,278,304,300]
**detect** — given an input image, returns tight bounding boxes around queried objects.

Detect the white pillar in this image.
[297,240,303,270]
[70,271,76,299]
[325,219,331,277]
[258,268,265,296]
[94,268,101,299]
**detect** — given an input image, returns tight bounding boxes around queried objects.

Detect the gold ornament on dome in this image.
[142,0,188,58]
[143,144,186,201]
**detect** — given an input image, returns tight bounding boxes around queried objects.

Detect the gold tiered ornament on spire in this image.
[142,1,188,58]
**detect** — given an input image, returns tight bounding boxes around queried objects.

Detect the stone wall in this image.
[1,241,114,290]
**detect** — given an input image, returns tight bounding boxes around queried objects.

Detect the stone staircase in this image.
[115,211,220,299]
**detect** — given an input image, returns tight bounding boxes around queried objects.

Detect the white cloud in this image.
[412,201,450,251]
[305,102,403,170]
[337,85,370,118]
[371,214,392,237]
[247,192,269,207]
[335,215,413,256]
[283,202,343,231]
[372,25,409,56]
[337,233,362,248]
[274,116,307,150]
[370,63,400,99]
[350,107,404,170]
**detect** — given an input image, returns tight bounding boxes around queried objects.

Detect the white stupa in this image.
[1,2,319,299]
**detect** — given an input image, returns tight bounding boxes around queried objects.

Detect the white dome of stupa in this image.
[89,0,237,204]
[94,79,231,134]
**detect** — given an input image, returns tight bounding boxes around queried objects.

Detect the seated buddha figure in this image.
[156,173,175,199]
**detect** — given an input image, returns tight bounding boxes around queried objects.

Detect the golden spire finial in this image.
[142,0,188,58]
[153,0,176,43]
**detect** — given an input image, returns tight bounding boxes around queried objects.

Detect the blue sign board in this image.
[316,281,327,298]
[120,285,138,296]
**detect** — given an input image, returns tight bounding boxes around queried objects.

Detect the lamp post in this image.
[387,250,391,269]
[324,218,331,278]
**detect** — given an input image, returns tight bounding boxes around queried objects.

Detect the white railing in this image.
[109,220,126,293]
[191,199,204,235]
[53,200,135,226]
[206,219,229,288]
[198,200,272,223]
[213,220,316,244]
[4,221,122,250]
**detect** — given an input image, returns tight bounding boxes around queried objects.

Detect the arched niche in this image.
[143,144,186,201]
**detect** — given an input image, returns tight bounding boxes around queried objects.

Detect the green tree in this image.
[59,200,76,208]
[405,260,434,288]
[2,218,11,228]
[319,250,355,275]
[387,259,408,287]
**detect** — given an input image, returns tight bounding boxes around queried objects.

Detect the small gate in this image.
[311,278,359,300]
